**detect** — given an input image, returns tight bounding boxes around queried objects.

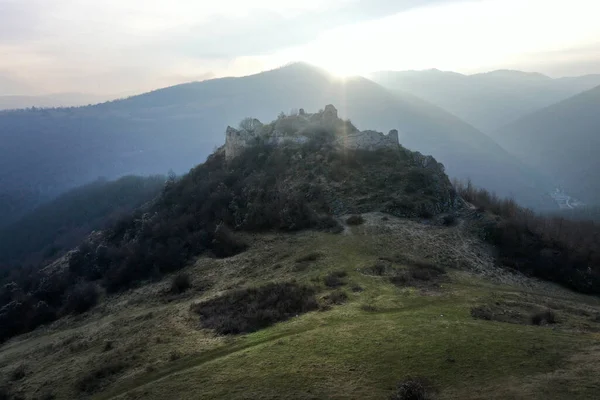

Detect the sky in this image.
[1,0,599,96]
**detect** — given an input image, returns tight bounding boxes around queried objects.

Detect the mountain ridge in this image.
[371,68,600,132]
[494,84,600,203]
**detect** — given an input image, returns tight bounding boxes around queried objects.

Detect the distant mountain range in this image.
[0,63,557,228]
[494,85,600,204]
[0,93,118,110]
[370,69,600,132]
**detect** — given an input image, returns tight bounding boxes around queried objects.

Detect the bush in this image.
[295,252,322,263]
[323,290,348,305]
[170,273,192,294]
[11,364,27,381]
[409,264,445,281]
[62,282,98,315]
[531,310,556,326]
[442,214,456,226]
[390,377,434,400]
[211,224,248,258]
[471,306,494,321]
[360,304,378,312]
[324,270,347,288]
[346,215,365,225]
[389,271,412,286]
[76,361,127,393]
[192,282,318,334]
[351,284,364,292]
[390,264,445,286]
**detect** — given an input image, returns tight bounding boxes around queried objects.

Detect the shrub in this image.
[11,364,27,381]
[324,270,347,288]
[442,214,456,226]
[102,340,114,352]
[324,290,348,305]
[531,310,556,326]
[169,351,182,361]
[389,271,412,286]
[351,284,364,292]
[390,264,445,286]
[360,304,378,312]
[364,262,394,276]
[409,264,445,281]
[62,282,98,315]
[295,252,322,263]
[346,215,365,226]
[170,273,192,294]
[192,282,318,334]
[390,377,434,400]
[211,224,247,258]
[76,361,127,393]
[471,306,494,321]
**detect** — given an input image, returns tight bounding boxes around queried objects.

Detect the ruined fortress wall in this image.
[224,105,400,160]
[337,129,399,151]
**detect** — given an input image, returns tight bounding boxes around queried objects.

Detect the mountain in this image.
[370,69,600,132]
[0,175,165,266]
[493,85,600,204]
[0,93,115,110]
[1,109,599,400]
[0,63,552,225]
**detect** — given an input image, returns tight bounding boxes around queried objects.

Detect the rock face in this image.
[225,105,400,160]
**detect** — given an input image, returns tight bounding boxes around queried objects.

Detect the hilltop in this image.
[1,107,599,400]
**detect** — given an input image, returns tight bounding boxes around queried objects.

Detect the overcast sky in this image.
[1,0,599,95]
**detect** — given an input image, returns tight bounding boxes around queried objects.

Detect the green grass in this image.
[4,218,599,400]
[98,255,594,400]
[101,289,589,400]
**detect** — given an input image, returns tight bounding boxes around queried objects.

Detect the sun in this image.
[323,62,361,78]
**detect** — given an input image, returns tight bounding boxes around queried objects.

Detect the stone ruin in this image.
[224,105,401,160]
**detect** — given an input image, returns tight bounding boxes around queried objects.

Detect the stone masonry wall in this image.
[224,105,400,160]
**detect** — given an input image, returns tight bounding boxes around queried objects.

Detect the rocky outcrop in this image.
[225,105,401,160]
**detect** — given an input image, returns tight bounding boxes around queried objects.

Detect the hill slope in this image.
[371,69,600,132]
[0,175,165,266]
[494,85,600,203]
[0,63,551,221]
[2,214,600,400]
